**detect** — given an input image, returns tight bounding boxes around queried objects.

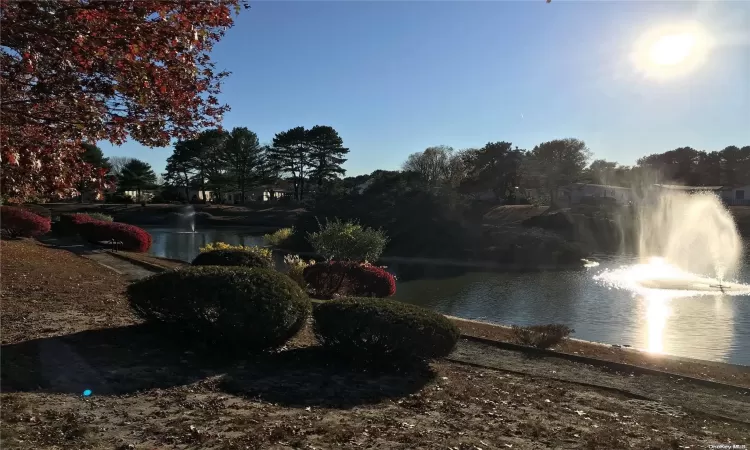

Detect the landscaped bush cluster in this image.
[57,212,118,235]
[264,227,294,247]
[0,206,51,238]
[307,218,388,262]
[127,266,310,351]
[192,249,273,269]
[77,220,152,252]
[57,213,151,252]
[313,297,459,363]
[510,324,574,349]
[303,261,396,299]
[199,241,273,261]
[125,225,458,365]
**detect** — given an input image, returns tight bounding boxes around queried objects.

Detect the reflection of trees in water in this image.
[395,270,585,327]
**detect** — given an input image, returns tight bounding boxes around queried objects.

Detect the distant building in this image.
[558,183,635,206]
[720,185,750,206]
[652,184,724,194]
[221,186,293,204]
[123,190,159,202]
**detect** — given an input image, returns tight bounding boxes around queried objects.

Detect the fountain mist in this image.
[636,189,742,280]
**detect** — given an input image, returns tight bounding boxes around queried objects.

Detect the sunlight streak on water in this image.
[594,257,750,298]
[595,257,750,355]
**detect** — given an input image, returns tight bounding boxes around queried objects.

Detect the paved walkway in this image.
[39,236,154,281]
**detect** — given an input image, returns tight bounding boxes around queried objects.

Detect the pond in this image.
[147,227,266,263]
[144,227,750,366]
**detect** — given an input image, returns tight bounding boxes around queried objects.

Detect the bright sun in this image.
[648,33,696,66]
[632,23,711,79]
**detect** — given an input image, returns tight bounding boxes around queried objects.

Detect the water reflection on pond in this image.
[145,228,750,365]
[391,257,750,365]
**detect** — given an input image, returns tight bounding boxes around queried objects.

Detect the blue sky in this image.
[100,0,750,176]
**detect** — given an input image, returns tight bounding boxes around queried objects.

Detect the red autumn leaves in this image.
[0,0,248,202]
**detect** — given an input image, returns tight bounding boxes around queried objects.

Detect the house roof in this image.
[654,184,724,191]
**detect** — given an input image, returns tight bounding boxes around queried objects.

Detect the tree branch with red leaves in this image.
[0,0,248,202]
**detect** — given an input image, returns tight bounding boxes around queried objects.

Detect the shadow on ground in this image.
[219,347,436,408]
[1,325,435,409]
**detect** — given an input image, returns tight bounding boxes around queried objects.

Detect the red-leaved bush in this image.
[303,261,396,300]
[0,206,51,238]
[57,213,98,236]
[78,220,152,252]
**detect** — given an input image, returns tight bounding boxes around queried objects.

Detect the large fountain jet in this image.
[637,188,742,282]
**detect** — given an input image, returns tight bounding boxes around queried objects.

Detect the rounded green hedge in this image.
[313,297,459,362]
[191,249,273,269]
[127,266,310,351]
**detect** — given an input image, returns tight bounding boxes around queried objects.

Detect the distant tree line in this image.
[158,125,349,202]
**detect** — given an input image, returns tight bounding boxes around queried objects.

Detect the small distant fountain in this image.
[180,205,196,233]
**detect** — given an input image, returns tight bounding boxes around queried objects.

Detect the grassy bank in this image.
[2,239,748,449]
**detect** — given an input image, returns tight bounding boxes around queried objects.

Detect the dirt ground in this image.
[1,239,749,449]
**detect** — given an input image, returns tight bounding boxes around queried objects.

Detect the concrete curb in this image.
[106,252,169,274]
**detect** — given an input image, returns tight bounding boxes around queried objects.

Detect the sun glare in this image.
[632,23,711,79]
[649,33,695,66]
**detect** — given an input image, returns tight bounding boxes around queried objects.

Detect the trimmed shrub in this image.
[510,324,574,349]
[264,227,294,247]
[78,220,152,252]
[56,213,97,236]
[0,206,51,238]
[127,266,311,351]
[313,297,459,362]
[192,249,273,269]
[199,242,273,261]
[307,218,388,262]
[303,261,396,299]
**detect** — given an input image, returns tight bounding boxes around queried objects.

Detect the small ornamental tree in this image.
[0,0,248,202]
[307,219,388,262]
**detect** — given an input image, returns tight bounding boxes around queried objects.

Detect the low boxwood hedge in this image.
[0,206,51,238]
[127,266,310,351]
[313,297,459,362]
[192,249,273,269]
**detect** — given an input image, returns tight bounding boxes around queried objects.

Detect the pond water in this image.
[147,227,265,263]
[145,227,750,366]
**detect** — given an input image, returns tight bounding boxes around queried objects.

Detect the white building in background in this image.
[558,183,636,206]
[721,185,750,206]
